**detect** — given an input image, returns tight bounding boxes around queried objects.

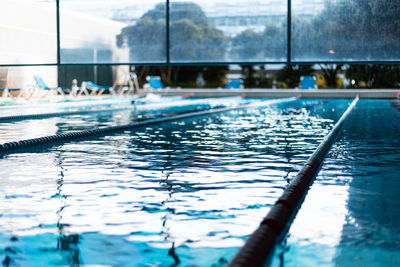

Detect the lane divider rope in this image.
[229,95,359,267]
[0,97,298,154]
[0,107,132,122]
[0,96,243,123]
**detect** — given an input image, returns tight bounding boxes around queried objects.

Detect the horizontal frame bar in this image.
[2,61,400,68]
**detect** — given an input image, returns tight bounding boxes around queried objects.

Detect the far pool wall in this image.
[146,89,399,99]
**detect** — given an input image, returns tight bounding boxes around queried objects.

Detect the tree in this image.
[320,64,343,88]
[117,15,166,62]
[231,23,285,61]
[116,2,227,87]
[117,2,226,62]
[345,64,400,88]
[294,0,400,61]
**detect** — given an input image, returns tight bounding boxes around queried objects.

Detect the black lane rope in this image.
[0,97,297,154]
[0,107,132,122]
[229,96,359,267]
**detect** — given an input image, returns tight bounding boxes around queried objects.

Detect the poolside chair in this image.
[143,76,181,91]
[2,86,39,100]
[81,81,110,96]
[61,79,90,98]
[225,79,243,89]
[144,76,164,90]
[300,76,317,89]
[111,72,140,96]
[34,75,65,97]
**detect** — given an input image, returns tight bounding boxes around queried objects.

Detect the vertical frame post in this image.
[287,0,292,64]
[56,0,61,65]
[166,0,170,64]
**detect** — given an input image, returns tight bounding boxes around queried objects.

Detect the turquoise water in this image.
[0,98,368,266]
[271,100,400,266]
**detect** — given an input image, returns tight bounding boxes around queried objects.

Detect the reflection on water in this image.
[273,100,400,266]
[0,99,347,266]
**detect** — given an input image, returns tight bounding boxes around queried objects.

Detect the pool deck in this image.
[0,89,398,108]
[144,88,400,99]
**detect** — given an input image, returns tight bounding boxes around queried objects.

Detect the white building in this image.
[0,0,128,89]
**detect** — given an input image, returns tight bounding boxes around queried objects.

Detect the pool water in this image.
[0,98,384,266]
[271,100,400,266]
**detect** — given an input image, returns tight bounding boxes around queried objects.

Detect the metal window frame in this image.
[0,0,399,68]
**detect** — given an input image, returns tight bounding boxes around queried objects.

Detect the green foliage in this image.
[117,16,166,61]
[291,0,400,88]
[320,64,343,88]
[240,65,256,88]
[170,19,226,61]
[117,2,226,62]
[133,65,228,88]
[170,2,208,25]
[231,23,286,61]
[117,2,227,87]
[294,0,400,60]
[202,66,228,88]
[345,65,400,88]
[276,65,314,88]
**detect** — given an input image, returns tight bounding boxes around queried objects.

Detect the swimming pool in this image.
[0,98,396,266]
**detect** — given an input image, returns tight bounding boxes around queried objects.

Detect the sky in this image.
[54,0,324,20]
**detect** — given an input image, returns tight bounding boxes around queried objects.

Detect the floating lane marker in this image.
[0,107,131,122]
[229,96,359,267]
[0,97,298,154]
[0,96,241,122]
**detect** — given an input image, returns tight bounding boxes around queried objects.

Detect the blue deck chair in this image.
[300,76,316,89]
[81,81,115,96]
[225,79,243,89]
[146,76,164,89]
[34,75,65,97]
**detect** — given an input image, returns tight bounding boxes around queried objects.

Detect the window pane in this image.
[170,0,287,63]
[60,0,166,64]
[0,0,57,65]
[292,0,400,61]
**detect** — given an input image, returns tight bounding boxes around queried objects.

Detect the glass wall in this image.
[60,0,166,64]
[0,0,57,65]
[170,0,287,63]
[292,0,400,62]
[1,0,400,65]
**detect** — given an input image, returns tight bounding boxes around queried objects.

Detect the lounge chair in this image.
[81,81,110,96]
[1,86,38,100]
[143,76,181,91]
[144,76,164,90]
[225,79,243,89]
[83,73,140,97]
[62,79,90,97]
[33,75,65,97]
[300,76,317,89]
[112,72,139,96]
